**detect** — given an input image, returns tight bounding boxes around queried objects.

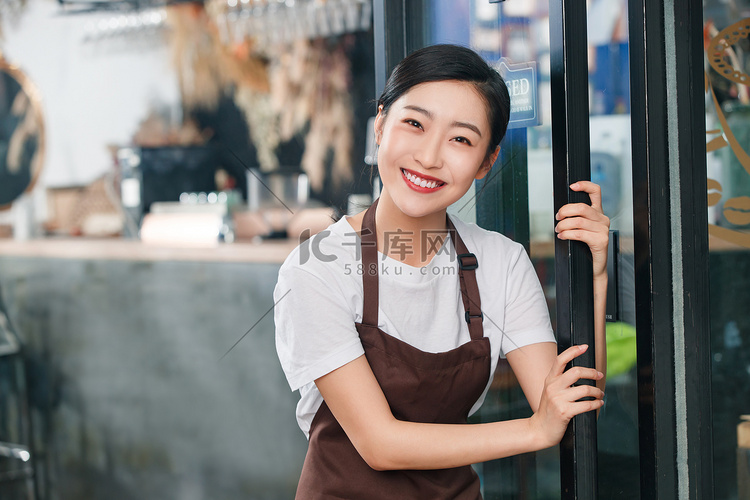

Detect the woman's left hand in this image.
[555,181,611,279]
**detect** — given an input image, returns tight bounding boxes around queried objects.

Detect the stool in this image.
[0,298,36,500]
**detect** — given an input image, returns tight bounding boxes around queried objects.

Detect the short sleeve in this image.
[274,260,365,392]
[500,245,556,356]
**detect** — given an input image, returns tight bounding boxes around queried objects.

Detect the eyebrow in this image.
[403,105,483,138]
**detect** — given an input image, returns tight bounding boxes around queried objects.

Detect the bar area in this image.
[1,1,749,499]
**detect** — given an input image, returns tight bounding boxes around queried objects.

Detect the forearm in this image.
[593,273,608,391]
[318,356,548,472]
[364,417,543,471]
[555,180,609,391]
[367,345,604,471]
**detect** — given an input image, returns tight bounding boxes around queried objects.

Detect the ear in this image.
[475,146,500,180]
[373,105,385,145]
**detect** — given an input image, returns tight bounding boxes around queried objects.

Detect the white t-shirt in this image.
[274,215,555,437]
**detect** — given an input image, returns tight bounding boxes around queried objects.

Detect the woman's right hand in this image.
[528,344,605,449]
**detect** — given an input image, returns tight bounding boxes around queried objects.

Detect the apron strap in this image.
[359,199,484,341]
[446,216,484,342]
[360,199,380,327]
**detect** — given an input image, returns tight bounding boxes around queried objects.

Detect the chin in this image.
[391,196,446,220]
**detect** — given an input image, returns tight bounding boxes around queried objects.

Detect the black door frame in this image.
[372,0,428,100]
[627,0,714,498]
[547,0,597,497]
[372,0,714,498]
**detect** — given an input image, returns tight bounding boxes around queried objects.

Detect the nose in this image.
[413,130,443,169]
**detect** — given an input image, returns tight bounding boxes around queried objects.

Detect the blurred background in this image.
[0,1,376,498]
[0,0,747,499]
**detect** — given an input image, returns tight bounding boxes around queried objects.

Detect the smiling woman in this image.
[273,44,610,500]
[371,79,498,233]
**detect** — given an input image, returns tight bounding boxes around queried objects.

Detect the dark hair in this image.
[377,44,511,157]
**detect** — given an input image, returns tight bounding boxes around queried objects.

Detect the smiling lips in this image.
[401,168,446,192]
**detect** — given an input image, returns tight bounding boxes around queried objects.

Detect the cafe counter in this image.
[0,237,305,500]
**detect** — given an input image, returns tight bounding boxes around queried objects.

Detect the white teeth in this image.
[403,169,441,189]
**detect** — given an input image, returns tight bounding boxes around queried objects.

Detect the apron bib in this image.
[296,199,491,500]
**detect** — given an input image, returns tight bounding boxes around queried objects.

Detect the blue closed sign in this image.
[496,59,540,129]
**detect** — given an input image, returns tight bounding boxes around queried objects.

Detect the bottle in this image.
[118,147,143,239]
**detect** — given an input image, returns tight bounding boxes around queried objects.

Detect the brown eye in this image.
[454,136,472,146]
[405,119,423,129]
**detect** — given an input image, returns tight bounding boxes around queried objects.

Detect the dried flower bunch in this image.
[167,2,270,109]
[269,38,354,191]
[168,0,356,193]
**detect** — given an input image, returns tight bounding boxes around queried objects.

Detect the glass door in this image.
[426,5,568,497]
[374,0,640,498]
[375,0,715,498]
[703,2,750,499]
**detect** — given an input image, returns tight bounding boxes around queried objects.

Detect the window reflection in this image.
[703,2,750,498]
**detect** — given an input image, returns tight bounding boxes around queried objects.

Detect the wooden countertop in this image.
[0,230,746,265]
[0,238,299,264]
[529,233,750,258]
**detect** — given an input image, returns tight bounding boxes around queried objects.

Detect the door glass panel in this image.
[423,0,639,497]
[430,1,559,497]
[702,2,750,499]
[586,1,640,498]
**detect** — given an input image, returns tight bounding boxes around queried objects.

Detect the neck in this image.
[373,190,449,266]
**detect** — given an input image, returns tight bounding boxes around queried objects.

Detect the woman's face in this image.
[374,80,499,220]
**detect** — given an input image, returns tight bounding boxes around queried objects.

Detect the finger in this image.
[563,384,605,403]
[555,216,609,234]
[556,202,608,222]
[567,398,605,416]
[555,215,610,238]
[570,181,603,211]
[559,366,605,388]
[547,393,605,421]
[556,228,610,251]
[556,224,609,245]
[553,344,589,375]
[556,205,607,224]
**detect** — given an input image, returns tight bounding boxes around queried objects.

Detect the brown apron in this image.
[296,199,491,500]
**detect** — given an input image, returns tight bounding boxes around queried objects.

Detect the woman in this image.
[274,44,609,499]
